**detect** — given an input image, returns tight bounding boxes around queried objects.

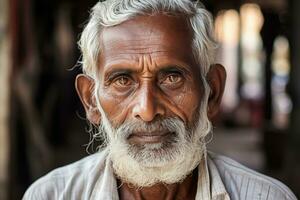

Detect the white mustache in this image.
[114,117,186,140]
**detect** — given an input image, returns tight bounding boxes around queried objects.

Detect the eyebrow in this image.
[103,63,192,81]
[104,68,133,81]
[159,65,189,74]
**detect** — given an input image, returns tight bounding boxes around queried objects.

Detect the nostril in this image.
[134,114,142,120]
[132,105,155,122]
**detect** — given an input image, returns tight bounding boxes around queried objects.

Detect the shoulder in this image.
[208,152,297,200]
[23,149,108,200]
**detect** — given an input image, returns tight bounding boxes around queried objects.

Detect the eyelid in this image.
[159,72,184,86]
[160,68,184,78]
[160,66,187,74]
[106,72,132,82]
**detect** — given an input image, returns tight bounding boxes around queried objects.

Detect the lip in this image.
[128,131,172,144]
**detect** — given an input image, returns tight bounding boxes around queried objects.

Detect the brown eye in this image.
[114,76,132,87]
[168,74,181,83]
[162,73,183,84]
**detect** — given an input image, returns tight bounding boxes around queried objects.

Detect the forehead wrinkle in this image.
[141,54,155,75]
[102,50,195,74]
[104,38,168,54]
[103,37,188,58]
[100,14,197,75]
[101,17,193,52]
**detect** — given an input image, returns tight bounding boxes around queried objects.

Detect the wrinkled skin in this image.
[76,14,226,200]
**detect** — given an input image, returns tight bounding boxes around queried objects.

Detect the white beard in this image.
[95,103,211,187]
[109,133,205,187]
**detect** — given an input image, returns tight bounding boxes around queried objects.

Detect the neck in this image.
[118,168,198,200]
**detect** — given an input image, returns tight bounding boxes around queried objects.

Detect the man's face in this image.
[98,14,204,144]
[94,14,210,186]
[76,14,226,186]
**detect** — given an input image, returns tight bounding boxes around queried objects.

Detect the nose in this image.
[132,84,165,122]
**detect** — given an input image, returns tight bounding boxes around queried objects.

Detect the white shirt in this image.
[23,149,297,200]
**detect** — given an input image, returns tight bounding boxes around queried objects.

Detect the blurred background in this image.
[0,0,299,199]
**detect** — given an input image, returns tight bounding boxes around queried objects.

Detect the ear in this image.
[206,64,226,119]
[75,74,101,125]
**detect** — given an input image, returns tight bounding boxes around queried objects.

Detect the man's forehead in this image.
[100,14,195,66]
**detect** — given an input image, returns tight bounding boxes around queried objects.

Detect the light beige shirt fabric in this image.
[23,149,297,200]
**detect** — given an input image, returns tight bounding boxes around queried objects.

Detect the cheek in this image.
[98,89,130,126]
[172,86,201,122]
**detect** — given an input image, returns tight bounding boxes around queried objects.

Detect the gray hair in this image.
[78,0,217,81]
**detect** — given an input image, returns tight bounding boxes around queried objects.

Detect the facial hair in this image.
[96,102,212,187]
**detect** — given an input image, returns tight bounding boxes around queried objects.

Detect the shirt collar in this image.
[91,149,119,200]
[195,151,230,200]
[207,152,231,200]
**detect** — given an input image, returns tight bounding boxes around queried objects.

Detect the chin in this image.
[108,137,205,187]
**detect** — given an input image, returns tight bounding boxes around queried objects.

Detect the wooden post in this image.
[0,0,10,199]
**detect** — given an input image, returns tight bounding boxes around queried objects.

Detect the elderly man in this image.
[23,0,297,199]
